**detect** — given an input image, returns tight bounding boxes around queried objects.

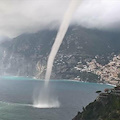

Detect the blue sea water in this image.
[0,76,113,120]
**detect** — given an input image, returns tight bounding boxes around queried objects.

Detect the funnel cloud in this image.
[45,0,80,83]
[33,0,80,107]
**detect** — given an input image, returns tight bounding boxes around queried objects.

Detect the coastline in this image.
[0,75,117,87]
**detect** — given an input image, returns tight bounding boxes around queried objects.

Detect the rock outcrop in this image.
[72,86,120,120]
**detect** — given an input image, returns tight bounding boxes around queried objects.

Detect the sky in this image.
[0,0,120,38]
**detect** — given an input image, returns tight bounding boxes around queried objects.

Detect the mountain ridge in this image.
[0,25,120,82]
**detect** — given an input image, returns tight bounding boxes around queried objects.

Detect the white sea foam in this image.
[33,100,60,108]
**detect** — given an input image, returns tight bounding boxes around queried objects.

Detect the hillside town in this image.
[74,55,120,85]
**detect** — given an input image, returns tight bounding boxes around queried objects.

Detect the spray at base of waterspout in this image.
[33,85,60,108]
[33,100,60,108]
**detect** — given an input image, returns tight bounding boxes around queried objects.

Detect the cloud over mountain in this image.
[0,0,120,37]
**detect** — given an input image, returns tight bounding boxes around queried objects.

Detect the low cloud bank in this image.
[0,0,120,37]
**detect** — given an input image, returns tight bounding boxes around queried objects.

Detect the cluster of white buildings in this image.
[74,55,120,84]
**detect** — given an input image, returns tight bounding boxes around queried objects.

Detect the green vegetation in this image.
[73,95,120,120]
[1,25,120,79]
[79,72,100,83]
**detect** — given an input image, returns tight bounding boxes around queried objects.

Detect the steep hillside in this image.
[0,25,120,81]
[72,87,120,120]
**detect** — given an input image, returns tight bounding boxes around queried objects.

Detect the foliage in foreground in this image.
[73,94,120,120]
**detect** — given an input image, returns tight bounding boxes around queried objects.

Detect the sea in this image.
[0,76,113,120]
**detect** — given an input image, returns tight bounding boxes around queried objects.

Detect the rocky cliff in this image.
[0,25,120,82]
[72,87,120,120]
